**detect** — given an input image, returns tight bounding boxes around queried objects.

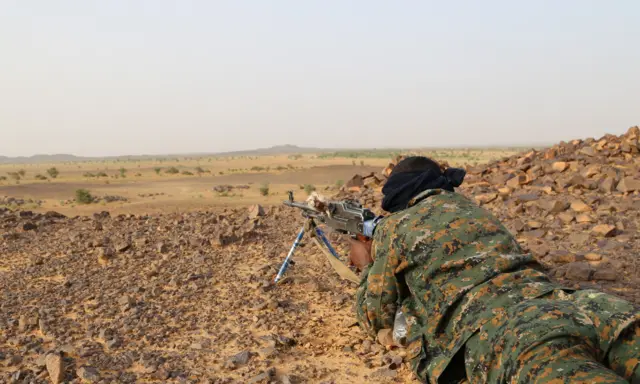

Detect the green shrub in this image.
[119,167,127,177]
[35,174,47,180]
[165,166,179,174]
[181,171,194,176]
[97,172,108,177]
[154,167,162,175]
[259,183,269,196]
[46,167,59,179]
[304,184,316,195]
[83,172,96,178]
[75,189,94,204]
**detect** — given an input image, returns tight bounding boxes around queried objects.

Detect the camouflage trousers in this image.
[462,289,640,384]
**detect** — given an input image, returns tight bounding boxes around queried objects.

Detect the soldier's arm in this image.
[354,238,400,338]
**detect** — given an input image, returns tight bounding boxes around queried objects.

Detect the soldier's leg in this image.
[570,289,640,382]
[464,296,628,383]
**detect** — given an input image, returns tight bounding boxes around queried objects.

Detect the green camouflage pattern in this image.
[355,189,640,383]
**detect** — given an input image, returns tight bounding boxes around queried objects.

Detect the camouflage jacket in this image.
[355,189,561,383]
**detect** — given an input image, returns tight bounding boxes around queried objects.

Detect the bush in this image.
[97,172,108,177]
[119,167,127,177]
[7,172,20,181]
[195,166,207,175]
[165,166,180,174]
[259,183,269,196]
[17,169,26,177]
[83,172,96,178]
[304,184,316,195]
[46,167,59,179]
[0,176,6,181]
[181,171,194,176]
[35,174,48,180]
[75,189,94,204]
[154,167,162,175]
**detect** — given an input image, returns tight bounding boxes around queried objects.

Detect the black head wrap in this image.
[381,156,466,213]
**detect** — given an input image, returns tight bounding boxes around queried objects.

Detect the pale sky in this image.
[1,1,638,157]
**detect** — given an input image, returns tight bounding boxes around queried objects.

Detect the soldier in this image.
[349,156,639,384]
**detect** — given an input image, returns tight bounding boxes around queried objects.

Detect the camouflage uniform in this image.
[355,189,640,383]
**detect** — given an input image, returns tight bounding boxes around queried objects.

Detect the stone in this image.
[527,221,543,230]
[551,250,575,264]
[616,177,640,192]
[552,162,569,172]
[475,193,498,205]
[579,147,597,157]
[230,351,251,366]
[557,212,575,224]
[77,366,100,382]
[584,253,602,261]
[248,204,265,218]
[248,368,276,384]
[118,295,135,307]
[346,175,364,189]
[565,262,593,281]
[593,268,618,281]
[506,174,527,188]
[546,200,569,214]
[377,328,395,347]
[570,201,592,213]
[372,368,398,378]
[529,242,550,257]
[600,177,617,193]
[115,241,131,253]
[157,242,169,253]
[23,222,37,231]
[45,352,64,384]
[592,224,617,237]
[576,214,594,224]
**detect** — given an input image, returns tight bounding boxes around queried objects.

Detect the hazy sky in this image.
[1,1,639,157]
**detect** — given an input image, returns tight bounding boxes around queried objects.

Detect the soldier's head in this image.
[381,156,466,213]
[389,156,443,177]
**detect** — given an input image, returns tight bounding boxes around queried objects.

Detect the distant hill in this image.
[0,145,327,164]
[0,143,537,165]
[0,154,85,164]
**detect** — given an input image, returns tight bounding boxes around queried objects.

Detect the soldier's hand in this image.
[348,238,373,270]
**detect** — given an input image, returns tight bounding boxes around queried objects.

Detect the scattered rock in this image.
[45,352,64,384]
[593,268,618,281]
[377,328,395,348]
[249,204,266,218]
[565,262,593,281]
[592,224,617,237]
[77,366,100,382]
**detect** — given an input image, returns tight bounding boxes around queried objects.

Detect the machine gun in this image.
[273,191,377,284]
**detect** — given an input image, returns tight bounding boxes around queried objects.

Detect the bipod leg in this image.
[273,221,307,284]
[308,221,360,284]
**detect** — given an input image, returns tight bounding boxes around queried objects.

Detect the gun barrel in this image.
[283,200,318,212]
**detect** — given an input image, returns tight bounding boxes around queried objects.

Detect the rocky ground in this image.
[0,206,414,383]
[1,127,639,383]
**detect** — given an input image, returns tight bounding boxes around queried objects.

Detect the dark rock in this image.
[23,222,37,231]
[565,262,593,281]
